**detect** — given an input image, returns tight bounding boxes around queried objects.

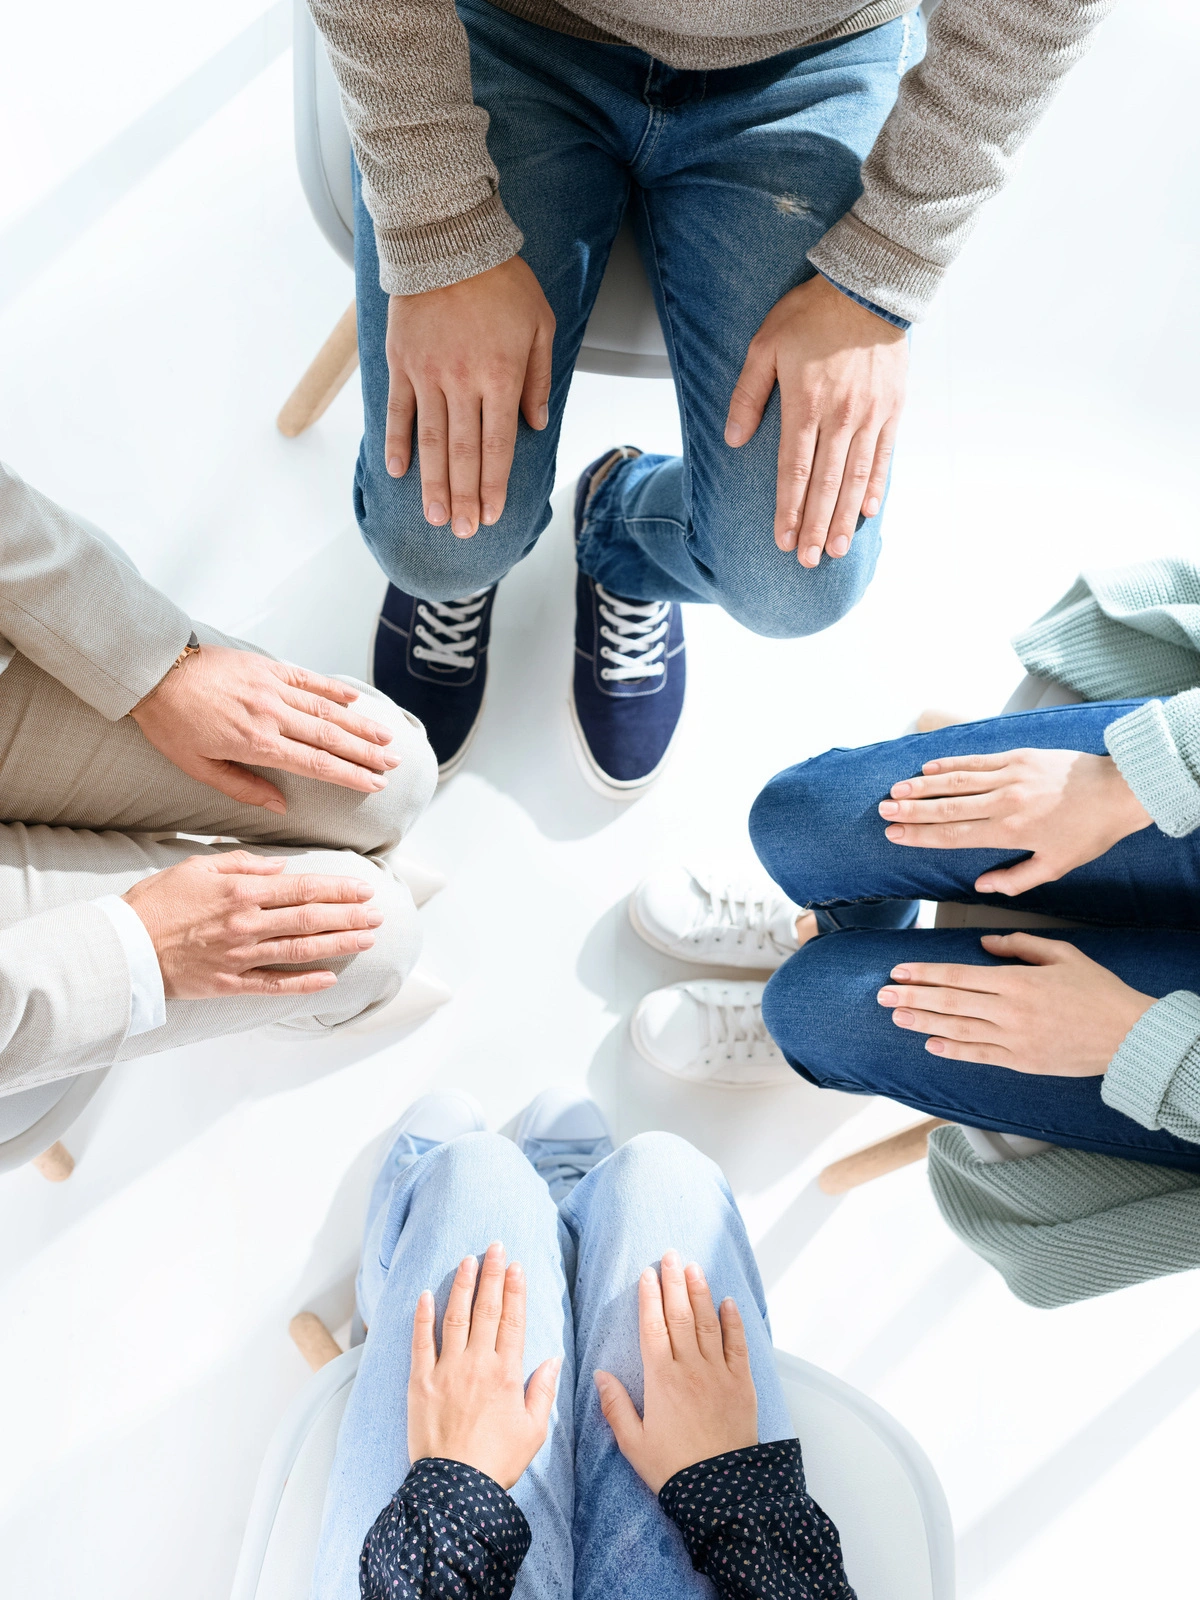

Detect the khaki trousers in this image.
[0,621,438,1092]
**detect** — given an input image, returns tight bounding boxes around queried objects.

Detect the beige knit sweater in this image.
[308,0,1114,317]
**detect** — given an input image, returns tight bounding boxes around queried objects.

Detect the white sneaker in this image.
[630,863,803,970]
[514,1088,614,1202]
[631,980,794,1088]
[387,1089,487,1155]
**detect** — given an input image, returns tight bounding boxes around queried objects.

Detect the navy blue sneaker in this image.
[372,582,497,779]
[570,449,686,797]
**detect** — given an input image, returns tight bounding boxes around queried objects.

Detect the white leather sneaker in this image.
[630,863,803,970]
[631,980,794,1087]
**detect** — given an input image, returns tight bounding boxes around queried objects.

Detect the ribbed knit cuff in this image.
[808,213,943,325]
[375,192,524,296]
[1103,991,1200,1131]
[1104,700,1200,838]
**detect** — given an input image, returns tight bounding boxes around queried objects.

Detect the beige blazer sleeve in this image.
[0,903,132,1095]
[0,461,193,719]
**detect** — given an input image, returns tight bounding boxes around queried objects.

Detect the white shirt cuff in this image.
[91,894,166,1038]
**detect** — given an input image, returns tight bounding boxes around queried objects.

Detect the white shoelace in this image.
[412,589,490,671]
[700,991,776,1063]
[596,583,671,682]
[691,871,793,957]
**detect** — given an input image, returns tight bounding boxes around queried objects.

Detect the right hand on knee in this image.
[594,1249,758,1494]
[121,850,383,998]
[408,1242,561,1490]
[384,257,555,539]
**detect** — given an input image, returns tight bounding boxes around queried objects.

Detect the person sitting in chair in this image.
[313,1089,855,1599]
[309,0,1114,794]
[0,462,437,1097]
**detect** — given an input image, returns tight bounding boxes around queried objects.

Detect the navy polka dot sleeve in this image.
[659,1439,857,1600]
[359,1457,532,1599]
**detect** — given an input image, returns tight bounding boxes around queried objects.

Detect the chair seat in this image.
[292,0,672,381]
[231,1345,954,1600]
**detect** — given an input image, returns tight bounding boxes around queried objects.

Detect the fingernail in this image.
[641,1267,657,1284]
[662,1249,680,1267]
[316,973,337,988]
[685,1262,705,1282]
[356,932,375,949]
[878,988,897,1003]
[452,515,473,537]
[726,423,743,445]
[266,800,287,815]
[829,535,849,557]
[487,1240,503,1256]
[427,501,447,523]
[462,1256,476,1273]
[482,503,497,525]
[387,456,404,476]
[885,825,903,840]
[357,884,374,898]
[892,782,912,796]
[803,546,822,566]
[509,1260,523,1278]
[780,528,797,551]
[537,404,549,428]
[879,801,899,817]
[891,966,911,980]
[365,909,384,926]
[864,496,880,517]
[721,1297,736,1311]
[894,1009,914,1025]
[927,1039,946,1055]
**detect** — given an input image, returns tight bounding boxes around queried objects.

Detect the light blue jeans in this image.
[312,1132,794,1599]
[353,1,924,634]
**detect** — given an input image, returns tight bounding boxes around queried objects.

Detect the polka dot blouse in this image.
[360,1440,854,1599]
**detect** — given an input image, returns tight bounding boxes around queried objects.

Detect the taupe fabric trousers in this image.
[0,621,438,1093]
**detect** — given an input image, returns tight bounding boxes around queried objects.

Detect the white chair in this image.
[279,0,671,437]
[0,1068,109,1181]
[231,1319,955,1600]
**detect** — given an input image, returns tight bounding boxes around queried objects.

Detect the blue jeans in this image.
[352,1,923,633]
[748,701,1200,1171]
[312,1132,794,1599]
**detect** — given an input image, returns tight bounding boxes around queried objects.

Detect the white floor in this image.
[2,3,1200,1595]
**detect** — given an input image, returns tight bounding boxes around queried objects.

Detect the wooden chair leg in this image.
[289,1311,343,1371]
[818,1118,948,1196]
[32,1140,75,1182]
[277,300,359,438]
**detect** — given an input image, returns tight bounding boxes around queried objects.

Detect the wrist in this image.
[130,631,200,718]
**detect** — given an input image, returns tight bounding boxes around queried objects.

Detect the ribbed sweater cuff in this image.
[808,214,943,325]
[1104,700,1200,838]
[1103,991,1200,1131]
[375,192,524,296]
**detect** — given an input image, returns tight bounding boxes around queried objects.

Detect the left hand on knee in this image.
[876,933,1156,1076]
[724,273,906,568]
[878,748,1153,894]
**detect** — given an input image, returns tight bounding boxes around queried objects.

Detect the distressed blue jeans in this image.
[353,1,923,633]
[749,701,1200,1171]
[312,1132,793,1599]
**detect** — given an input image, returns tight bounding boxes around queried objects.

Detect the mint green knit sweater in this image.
[925,559,1200,1307]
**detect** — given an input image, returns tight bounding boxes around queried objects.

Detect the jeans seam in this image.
[634,187,693,543]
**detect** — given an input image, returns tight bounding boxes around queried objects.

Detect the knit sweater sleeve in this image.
[306,0,523,296]
[1104,691,1200,838]
[808,0,1116,323]
[1101,992,1200,1145]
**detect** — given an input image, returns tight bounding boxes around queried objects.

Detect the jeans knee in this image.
[717,529,880,641]
[591,1131,719,1201]
[421,1131,540,1192]
[749,757,846,902]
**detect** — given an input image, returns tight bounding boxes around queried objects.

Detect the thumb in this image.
[209,851,289,876]
[975,855,1052,896]
[979,931,1065,965]
[725,342,776,448]
[593,1370,641,1451]
[186,756,287,816]
[524,1356,562,1435]
[520,316,553,432]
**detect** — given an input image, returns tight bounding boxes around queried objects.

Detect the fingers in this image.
[658,1249,699,1362]
[411,1288,437,1382]
[885,960,1006,994]
[979,932,1069,965]
[883,818,997,849]
[519,316,553,438]
[468,1241,507,1352]
[683,1262,724,1364]
[725,342,775,453]
[209,852,289,877]
[880,792,995,825]
[441,1254,478,1358]
[414,385,451,529]
[248,872,376,910]
[919,753,1010,779]
[273,662,362,711]
[495,1260,527,1364]
[593,1370,642,1452]
[445,390,483,539]
[825,424,877,558]
[719,1297,752,1378]
[524,1355,561,1436]
[221,968,338,995]
[882,998,999,1042]
[249,900,383,944]
[240,927,380,965]
[384,366,417,479]
[278,682,397,749]
[773,407,820,558]
[479,381,521,529]
[276,706,399,771]
[861,416,897,520]
[637,1264,672,1368]
[975,856,1055,896]
[923,1035,1009,1066]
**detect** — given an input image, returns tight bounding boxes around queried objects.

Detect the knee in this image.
[590,1131,720,1201]
[761,932,891,1090]
[288,849,422,1020]
[716,528,880,641]
[749,753,857,902]
[335,682,438,854]
[417,1132,546,1201]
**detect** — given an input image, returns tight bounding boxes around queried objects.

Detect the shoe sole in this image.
[629,998,795,1089]
[567,681,677,800]
[627,895,787,973]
